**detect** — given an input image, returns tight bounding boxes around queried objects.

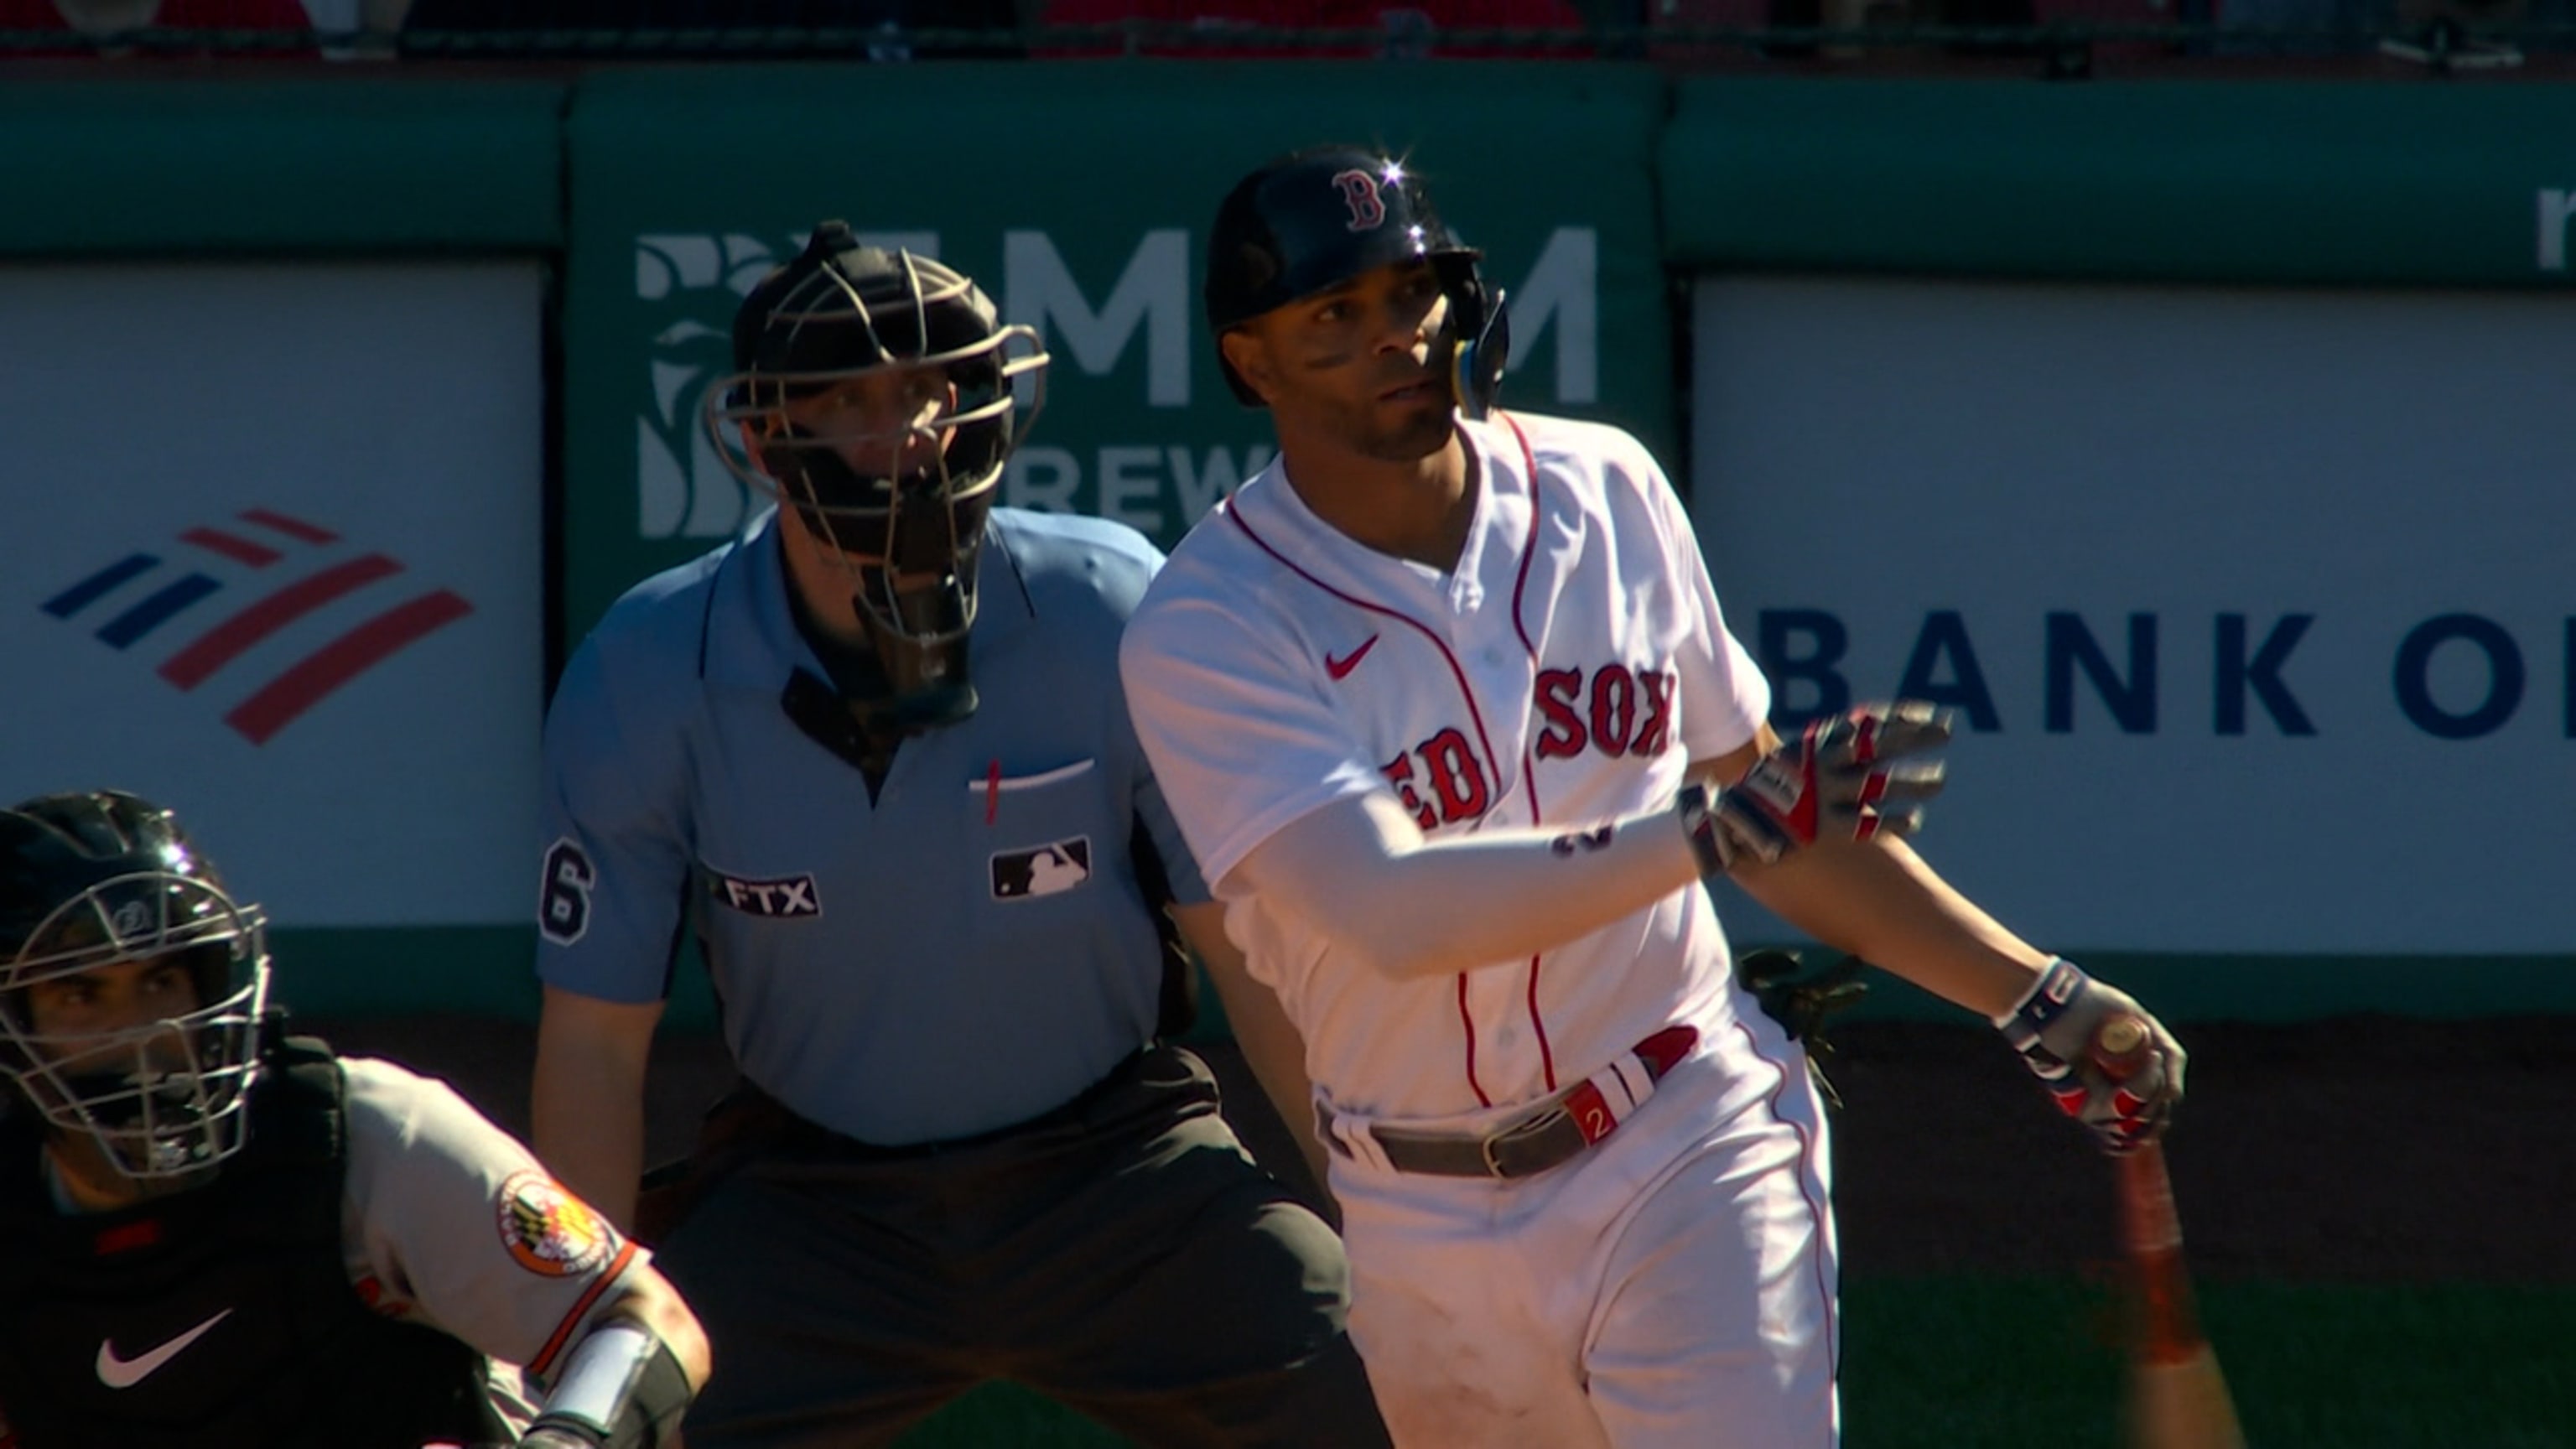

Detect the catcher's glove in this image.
[1735,948,1871,1109]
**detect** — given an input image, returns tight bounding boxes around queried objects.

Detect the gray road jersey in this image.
[537,506,1208,1145]
[0,1056,638,1441]
[335,1057,642,1391]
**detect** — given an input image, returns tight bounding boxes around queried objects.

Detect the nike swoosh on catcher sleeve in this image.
[96,1306,235,1389]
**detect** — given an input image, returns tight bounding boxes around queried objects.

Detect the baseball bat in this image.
[2092,1015,2247,1449]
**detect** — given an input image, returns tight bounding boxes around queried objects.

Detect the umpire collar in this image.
[699,506,1036,693]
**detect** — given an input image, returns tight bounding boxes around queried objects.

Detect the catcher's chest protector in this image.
[0,1038,509,1449]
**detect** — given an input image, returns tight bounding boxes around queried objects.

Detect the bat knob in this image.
[2090,1014,2154,1078]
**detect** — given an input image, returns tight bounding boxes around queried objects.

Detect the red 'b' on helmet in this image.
[1204,145,1507,415]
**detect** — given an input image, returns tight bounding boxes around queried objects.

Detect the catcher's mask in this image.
[1204,145,1509,420]
[705,222,1051,728]
[0,791,271,1183]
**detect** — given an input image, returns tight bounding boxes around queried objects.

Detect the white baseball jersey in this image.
[1120,410,1773,1126]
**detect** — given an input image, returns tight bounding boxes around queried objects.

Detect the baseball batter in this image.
[529,225,1389,1446]
[0,790,708,1449]
[1117,144,2193,1449]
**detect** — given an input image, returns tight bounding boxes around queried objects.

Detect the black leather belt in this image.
[1321,1026,1700,1182]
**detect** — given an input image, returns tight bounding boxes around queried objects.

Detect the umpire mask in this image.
[707,223,1051,728]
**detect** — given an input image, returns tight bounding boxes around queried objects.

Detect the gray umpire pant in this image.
[654,1042,1392,1448]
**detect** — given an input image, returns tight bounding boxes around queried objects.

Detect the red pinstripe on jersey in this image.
[1224,470,1538,1109]
[1495,415,1563,1092]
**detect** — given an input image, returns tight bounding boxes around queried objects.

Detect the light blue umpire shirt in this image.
[537,505,1211,1146]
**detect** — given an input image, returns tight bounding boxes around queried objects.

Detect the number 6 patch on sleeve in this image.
[538,839,597,946]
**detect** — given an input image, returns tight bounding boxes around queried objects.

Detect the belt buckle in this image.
[1480,1105,1570,1179]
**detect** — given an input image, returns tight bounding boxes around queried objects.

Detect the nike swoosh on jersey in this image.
[1325,635,1379,680]
[96,1307,234,1389]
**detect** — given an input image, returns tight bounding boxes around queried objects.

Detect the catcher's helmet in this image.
[0,791,271,1182]
[1204,145,1509,418]
[704,222,1051,656]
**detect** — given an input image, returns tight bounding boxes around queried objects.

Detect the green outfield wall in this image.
[3,70,2568,1021]
[1658,77,2576,288]
[557,61,1675,644]
[0,78,565,254]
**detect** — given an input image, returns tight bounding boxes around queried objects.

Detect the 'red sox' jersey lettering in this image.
[1534,664,1677,761]
[1381,727,1493,830]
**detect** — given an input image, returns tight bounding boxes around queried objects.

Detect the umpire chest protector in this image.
[0,1036,509,1449]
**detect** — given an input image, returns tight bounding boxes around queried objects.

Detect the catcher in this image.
[0,789,709,1449]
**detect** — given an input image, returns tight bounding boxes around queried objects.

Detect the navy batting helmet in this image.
[1204,145,1509,418]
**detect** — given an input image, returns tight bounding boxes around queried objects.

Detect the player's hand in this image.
[1682,701,1952,874]
[1995,958,2187,1154]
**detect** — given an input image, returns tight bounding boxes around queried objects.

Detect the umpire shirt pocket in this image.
[968,759,1103,904]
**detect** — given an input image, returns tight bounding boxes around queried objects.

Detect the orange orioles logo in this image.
[495,1170,617,1278]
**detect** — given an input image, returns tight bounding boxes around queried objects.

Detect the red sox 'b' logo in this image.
[1332,169,1387,232]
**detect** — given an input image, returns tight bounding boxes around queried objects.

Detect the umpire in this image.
[527,222,1390,1448]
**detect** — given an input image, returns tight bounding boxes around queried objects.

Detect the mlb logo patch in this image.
[709,872,821,918]
[991,838,1092,901]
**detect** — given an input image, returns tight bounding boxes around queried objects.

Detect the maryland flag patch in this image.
[496,1170,618,1278]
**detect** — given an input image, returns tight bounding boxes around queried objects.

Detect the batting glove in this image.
[1679,701,1953,875]
[1996,958,2188,1154]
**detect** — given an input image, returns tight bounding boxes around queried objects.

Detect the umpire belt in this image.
[1319,1025,1700,1182]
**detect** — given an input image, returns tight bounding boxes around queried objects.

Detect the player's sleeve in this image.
[1118,585,1386,891]
[536,633,693,1004]
[1129,731,1213,906]
[338,1058,647,1381]
[1090,531,1215,908]
[1628,441,1771,761]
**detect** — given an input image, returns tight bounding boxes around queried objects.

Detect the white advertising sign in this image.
[1,263,543,927]
[1691,277,2574,953]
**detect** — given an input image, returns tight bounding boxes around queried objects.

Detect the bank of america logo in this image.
[40,508,473,745]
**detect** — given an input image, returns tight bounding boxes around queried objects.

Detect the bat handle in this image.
[2091,1015,2182,1253]
[2098,1020,2198,1354]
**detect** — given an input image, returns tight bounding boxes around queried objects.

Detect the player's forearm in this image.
[1171,901,1338,1212]
[528,1269,709,1448]
[1209,954,1337,1214]
[1236,792,1703,982]
[588,1270,713,1394]
[532,996,657,1231]
[1732,836,2050,1018]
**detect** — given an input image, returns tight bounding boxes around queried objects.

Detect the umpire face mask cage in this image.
[0,792,272,1183]
[706,225,1050,724]
[1204,146,1511,420]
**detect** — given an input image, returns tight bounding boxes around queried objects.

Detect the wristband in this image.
[529,1321,693,1449]
[1993,957,2088,1036]
[1675,783,1729,877]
